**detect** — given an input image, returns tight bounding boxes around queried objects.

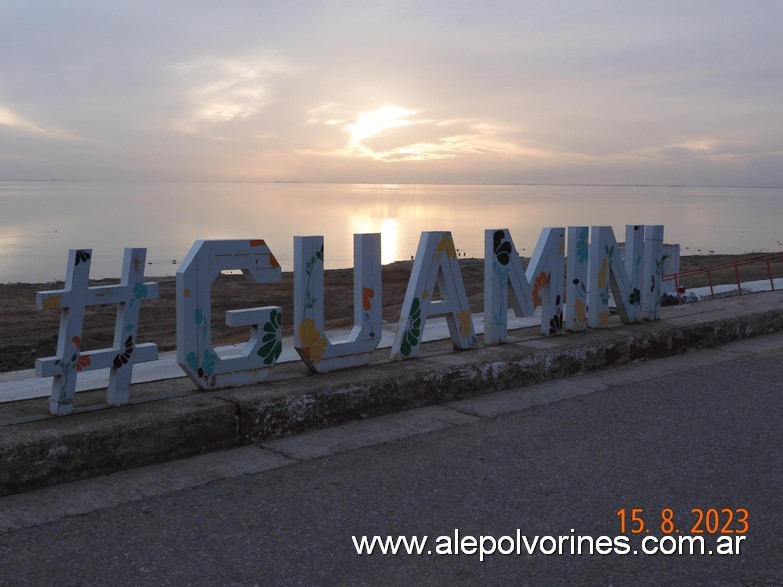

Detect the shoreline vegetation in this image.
[1,253,781,373]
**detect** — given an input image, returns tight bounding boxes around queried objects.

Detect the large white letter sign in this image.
[36,248,159,415]
[642,225,664,321]
[176,240,282,389]
[526,227,566,335]
[391,231,478,360]
[587,225,659,327]
[566,226,589,332]
[483,229,534,345]
[293,234,382,373]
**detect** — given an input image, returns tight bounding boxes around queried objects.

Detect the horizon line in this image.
[1,179,781,190]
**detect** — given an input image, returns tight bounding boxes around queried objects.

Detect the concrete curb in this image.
[2,290,782,496]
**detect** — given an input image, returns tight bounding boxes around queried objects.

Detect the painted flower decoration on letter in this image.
[112,335,135,368]
[42,294,63,310]
[532,272,549,307]
[548,295,563,334]
[362,288,374,311]
[576,227,589,263]
[53,335,84,389]
[132,282,148,300]
[435,234,457,260]
[456,310,473,339]
[492,230,512,266]
[573,299,586,325]
[298,318,327,364]
[69,336,84,371]
[598,259,608,290]
[400,297,422,356]
[258,309,283,365]
[74,249,91,266]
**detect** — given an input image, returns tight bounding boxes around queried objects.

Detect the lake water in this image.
[1,181,782,283]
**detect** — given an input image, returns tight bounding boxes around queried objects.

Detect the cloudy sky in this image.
[1,0,781,186]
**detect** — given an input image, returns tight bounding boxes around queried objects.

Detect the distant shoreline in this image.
[1,251,782,288]
[1,179,781,189]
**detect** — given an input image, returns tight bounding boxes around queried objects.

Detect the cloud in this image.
[171,55,294,135]
[298,105,559,165]
[0,105,84,141]
[0,0,781,185]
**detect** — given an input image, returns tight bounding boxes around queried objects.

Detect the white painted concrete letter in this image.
[484,229,534,345]
[176,240,282,389]
[36,248,159,414]
[587,225,663,327]
[391,231,478,360]
[293,234,382,373]
[566,226,589,332]
[642,225,665,320]
[526,227,566,335]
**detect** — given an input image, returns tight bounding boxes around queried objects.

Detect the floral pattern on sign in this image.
[598,246,614,306]
[651,258,663,293]
[576,227,589,263]
[362,287,374,311]
[399,297,422,357]
[362,287,376,337]
[302,245,324,316]
[42,295,62,310]
[297,243,328,363]
[532,272,549,307]
[456,310,473,339]
[258,309,282,365]
[573,299,586,326]
[435,234,457,260]
[112,335,135,368]
[549,294,564,334]
[571,277,588,328]
[249,240,279,267]
[132,282,148,300]
[74,249,91,266]
[186,307,218,386]
[598,258,608,289]
[53,336,84,402]
[187,350,217,386]
[298,318,327,364]
[493,230,512,266]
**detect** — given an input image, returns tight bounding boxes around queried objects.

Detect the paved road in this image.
[1,334,782,586]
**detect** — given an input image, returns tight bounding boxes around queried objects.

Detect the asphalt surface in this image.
[1,333,781,586]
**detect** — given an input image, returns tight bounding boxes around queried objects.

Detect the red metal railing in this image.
[663,252,783,303]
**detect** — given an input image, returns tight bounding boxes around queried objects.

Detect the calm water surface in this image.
[1,182,782,283]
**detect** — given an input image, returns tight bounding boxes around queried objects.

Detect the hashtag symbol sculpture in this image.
[36,248,159,415]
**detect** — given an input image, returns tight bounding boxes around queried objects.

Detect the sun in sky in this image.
[346,106,417,144]
[343,106,450,162]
